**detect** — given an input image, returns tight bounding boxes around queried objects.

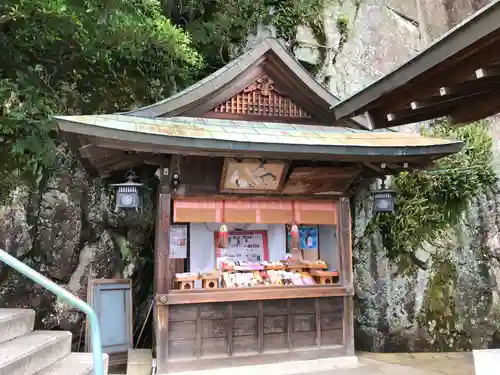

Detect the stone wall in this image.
[295,0,494,99]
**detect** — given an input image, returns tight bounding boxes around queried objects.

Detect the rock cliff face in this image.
[296,0,500,352]
[0,0,497,352]
[0,149,155,348]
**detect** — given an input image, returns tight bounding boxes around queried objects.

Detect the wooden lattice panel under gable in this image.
[212,75,311,118]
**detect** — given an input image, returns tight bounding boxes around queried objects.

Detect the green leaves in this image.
[372,120,497,271]
[0,0,203,204]
[169,0,326,75]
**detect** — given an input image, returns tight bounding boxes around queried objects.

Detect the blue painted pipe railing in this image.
[0,249,104,375]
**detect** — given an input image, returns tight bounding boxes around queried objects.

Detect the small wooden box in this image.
[310,270,339,285]
[201,272,220,289]
[202,277,219,289]
[175,274,199,290]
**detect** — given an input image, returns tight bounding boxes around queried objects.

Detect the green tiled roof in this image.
[55,114,461,148]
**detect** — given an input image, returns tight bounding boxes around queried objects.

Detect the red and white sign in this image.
[214,230,269,263]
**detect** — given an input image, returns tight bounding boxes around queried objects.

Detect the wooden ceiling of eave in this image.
[81,135,456,165]
[70,135,433,180]
[369,32,500,127]
[384,72,500,126]
[282,166,361,195]
[74,139,169,178]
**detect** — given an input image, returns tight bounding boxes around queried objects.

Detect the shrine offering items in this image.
[174,260,336,289]
[222,269,315,288]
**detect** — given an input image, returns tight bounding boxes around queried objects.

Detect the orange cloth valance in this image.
[173,199,337,225]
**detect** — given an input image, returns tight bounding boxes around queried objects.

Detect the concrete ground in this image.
[311,352,474,375]
[110,351,475,375]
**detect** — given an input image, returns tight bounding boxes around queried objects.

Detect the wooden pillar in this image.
[338,196,353,287]
[154,163,173,373]
[338,196,355,355]
[155,192,172,294]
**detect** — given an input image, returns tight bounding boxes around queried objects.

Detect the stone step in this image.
[0,331,71,375]
[127,349,152,375]
[34,353,109,375]
[0,309,35,344]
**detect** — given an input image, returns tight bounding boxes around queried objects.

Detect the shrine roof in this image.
[123,37,369,129]
[55,114,462,162]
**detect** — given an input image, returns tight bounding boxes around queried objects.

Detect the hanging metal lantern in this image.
[372,176,396,214]
[110,170,145,212]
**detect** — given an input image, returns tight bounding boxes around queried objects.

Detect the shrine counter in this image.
[156,285,353,305]
[154,289,355,373]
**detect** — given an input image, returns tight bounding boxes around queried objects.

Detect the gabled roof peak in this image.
[244,24,288,51]
[125,35,368,129]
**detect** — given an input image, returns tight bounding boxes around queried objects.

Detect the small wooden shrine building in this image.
[55,33,462,373]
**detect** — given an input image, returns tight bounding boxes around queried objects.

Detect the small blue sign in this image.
[299,226,318,250]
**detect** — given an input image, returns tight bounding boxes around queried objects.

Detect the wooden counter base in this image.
[158,285,352,305]
[155,295,355,373]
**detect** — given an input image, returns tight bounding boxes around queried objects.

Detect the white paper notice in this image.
[218,231,266,263]
[170,225,187,259]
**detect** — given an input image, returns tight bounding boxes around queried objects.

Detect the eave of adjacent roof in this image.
[332,0,500,121]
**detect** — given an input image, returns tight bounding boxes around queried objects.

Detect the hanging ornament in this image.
[290,202,300,251]
[218,200,229,248]
[290,224,300,250]
[218,224,229,248]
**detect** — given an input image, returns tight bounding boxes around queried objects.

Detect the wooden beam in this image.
[159,286,351,304]
[337,197,353,288]
[386,87,500,126]
[364,111,375,130]
[155,192,172,294]
[370,32,500,116]
[475,64,500,78]
[449,89,500,124]
[155,305,169,374]
[438,71,500,97]
[79,144,97,159]
[78,142,169,176]
[363,110,390,129]
[154,190,171,374]
[343,296,355,356]
[363,163,385,174]
[98,155,144,175]
[143,154,170,166]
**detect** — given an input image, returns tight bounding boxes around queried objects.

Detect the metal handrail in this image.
[0,249,104,375]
